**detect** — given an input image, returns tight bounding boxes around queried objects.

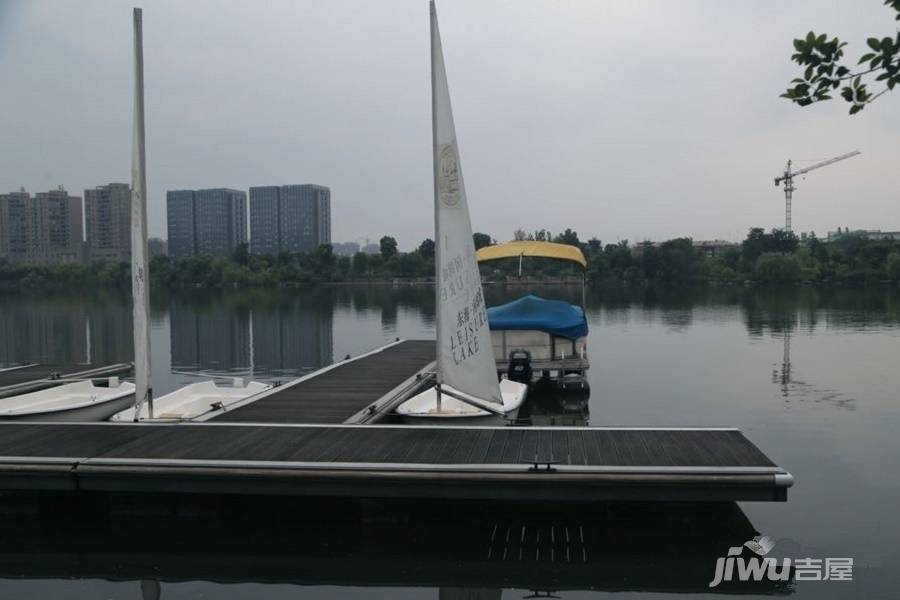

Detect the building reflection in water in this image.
[0,296,132,367]
[0,493,791,596]
[169,297,333,378]
[251,301,333,378]
[169,301,251,374]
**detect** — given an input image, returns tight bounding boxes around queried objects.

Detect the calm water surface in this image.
[0,285,899,599]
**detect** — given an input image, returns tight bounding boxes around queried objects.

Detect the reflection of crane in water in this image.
[775,330,792,397]
[772,323,853,408]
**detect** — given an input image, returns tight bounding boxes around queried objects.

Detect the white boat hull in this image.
[0,380,136,422]
[396,378,528,425]
[110,380,271,422]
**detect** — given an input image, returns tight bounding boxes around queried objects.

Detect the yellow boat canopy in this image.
[476,240,587,269]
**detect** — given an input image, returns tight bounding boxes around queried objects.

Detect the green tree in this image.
[472,232,493,250]
[231,243,250,266]
[332,255,348,280]
[352,252,369,276]
[781,1,900,114]
[379,236,398,260]
[310,244,335,278]
[638,242,660,280]
[396,252,424,277]
[886,251,900,280]
[741,228,798,264]
[604,241,633,278]
[418,238,435,260]
[658,238,700,282]
[553,228,580,247]
[755,253,802,284]
[532,229,550,242]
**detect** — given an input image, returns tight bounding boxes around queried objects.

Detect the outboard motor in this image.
[507,349,533,385]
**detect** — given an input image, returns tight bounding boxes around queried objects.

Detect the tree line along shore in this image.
[2,228,900,290]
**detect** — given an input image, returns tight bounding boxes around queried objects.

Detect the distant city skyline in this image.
[1,1,898,251]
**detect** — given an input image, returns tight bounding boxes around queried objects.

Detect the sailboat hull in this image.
[396,379,527,425]
[110,380,271,422]
[0,381,136,422]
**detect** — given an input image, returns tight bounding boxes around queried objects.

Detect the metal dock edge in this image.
[0,423,793,502]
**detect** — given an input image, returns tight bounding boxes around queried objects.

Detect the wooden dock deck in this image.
[0,362,133,399]
[205,339,435,424]
[0,422,793,502]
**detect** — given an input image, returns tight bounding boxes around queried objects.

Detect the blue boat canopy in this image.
[487,295,588,339]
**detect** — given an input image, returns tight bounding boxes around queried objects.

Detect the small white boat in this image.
[111,379,271,422]
[395,3,528,424]
[397,378,527,425]
[0,379,136,422]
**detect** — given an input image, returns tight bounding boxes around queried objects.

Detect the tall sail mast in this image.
[131,7,152,419]
[430,0,443,397]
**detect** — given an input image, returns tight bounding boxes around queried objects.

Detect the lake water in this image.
[0,284,898,599]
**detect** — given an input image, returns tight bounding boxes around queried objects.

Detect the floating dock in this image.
[204,339,435,424]
[0,340,792,503]
[0,422,792,502]
[0,362,133,399]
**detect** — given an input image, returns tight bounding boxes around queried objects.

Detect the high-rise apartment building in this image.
[248,184,331,255]
[0,189,34,263]
[195,188,247,256]
[34,187,83,263]
[248,186,281,255]
[0,187,83,264]
[166,190,197,258]
[167,188,247,258]
[84,183,131,263]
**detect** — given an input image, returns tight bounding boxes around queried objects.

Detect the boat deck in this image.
[0,422,792,502]
[0,363,133,399]
[206,340,435,424]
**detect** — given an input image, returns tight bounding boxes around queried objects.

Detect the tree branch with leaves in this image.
[781,0,900,114]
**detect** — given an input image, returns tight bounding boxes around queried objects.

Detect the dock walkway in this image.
[0,422,792,502]
[206,340,435,424]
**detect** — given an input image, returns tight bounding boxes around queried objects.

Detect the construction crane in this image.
[774,150,861,232]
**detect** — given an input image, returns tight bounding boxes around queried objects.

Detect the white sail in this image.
[131,7,152,419]
[431,1,501,405]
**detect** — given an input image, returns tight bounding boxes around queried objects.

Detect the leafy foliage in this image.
[472,232,493,250]
[379,236,398,259]
[782,1,900,114]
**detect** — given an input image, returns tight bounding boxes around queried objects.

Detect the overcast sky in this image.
[1,0,898,249]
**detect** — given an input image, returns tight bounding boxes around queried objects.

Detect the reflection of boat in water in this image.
[523,389,590,427]
[110,379,272,422]
[396,2,526,423]
[477,242,590,390]
[0,492,789,595]
[0,378,135,422]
